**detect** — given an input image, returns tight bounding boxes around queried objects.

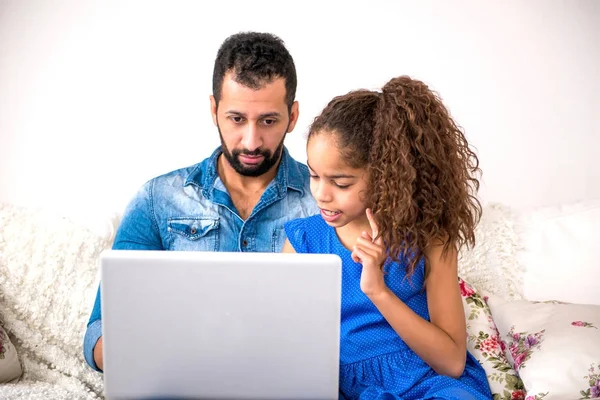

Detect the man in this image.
[83,32,319,371]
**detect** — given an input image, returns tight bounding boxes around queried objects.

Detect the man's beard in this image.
[217,124,286,177]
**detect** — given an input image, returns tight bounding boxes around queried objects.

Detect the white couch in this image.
[0,200,598,399]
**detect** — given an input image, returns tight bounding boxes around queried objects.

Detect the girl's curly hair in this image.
[308,76,481,276]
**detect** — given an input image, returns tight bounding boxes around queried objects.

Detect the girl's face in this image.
[307,132,369,229]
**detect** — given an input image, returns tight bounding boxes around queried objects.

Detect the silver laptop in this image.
[100,250,342,400]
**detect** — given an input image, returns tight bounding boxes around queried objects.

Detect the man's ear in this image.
[210,95,218,127]
[286,101,300,133]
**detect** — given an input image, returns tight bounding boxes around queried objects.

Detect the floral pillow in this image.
[484,293,600,399]
[0,323,22,383]
[459,278,528,400]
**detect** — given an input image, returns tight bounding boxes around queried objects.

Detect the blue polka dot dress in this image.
[284,215,492,400]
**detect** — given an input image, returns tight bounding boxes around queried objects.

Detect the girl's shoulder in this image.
[284,215,328,253]
[284,214,323,232]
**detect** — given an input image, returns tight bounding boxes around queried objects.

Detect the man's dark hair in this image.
[212,32,297,110]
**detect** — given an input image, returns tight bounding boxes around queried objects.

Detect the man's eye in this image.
[231,116,244,123]
[262,119,276,125]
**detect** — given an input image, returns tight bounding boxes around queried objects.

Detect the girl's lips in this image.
[320,209,341,222]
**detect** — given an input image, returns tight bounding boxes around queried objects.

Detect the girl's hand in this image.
[351,208,388,297]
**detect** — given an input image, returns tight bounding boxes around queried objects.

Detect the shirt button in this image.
[190,228,197,235]
[242,240,248,247]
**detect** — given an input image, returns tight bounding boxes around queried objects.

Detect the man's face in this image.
[210,73,299,177]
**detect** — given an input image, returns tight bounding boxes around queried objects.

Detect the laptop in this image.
[100,250,342,400]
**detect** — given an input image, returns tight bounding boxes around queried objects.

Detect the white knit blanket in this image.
[0,202,523,399]
[0,203,110,399]
[458,203,524,301]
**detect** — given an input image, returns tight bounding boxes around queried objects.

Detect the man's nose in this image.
[241,124,262,151]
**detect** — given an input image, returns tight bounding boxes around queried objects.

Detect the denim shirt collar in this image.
[184,146,306,199]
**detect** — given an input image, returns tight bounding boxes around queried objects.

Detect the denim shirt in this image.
[83,146,318,371]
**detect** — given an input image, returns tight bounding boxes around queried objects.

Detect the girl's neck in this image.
[335,217,371,252]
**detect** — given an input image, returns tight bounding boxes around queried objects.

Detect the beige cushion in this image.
[0,323,22,383]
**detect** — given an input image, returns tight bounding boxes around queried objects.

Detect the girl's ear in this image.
[358,188,369,204]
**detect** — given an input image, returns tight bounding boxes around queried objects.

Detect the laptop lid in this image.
[101,250,341,400]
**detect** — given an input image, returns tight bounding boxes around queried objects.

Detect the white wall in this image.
[1,0,599,220]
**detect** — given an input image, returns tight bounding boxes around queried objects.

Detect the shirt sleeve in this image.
[111,180,164,251]
[83,318,103,372]
[283,217,309,253]
[83,180,163,371]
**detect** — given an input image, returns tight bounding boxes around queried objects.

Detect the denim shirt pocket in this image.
[271,227,285,253]
[167,217,220,251]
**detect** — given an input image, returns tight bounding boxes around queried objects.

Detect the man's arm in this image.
[83,182,164,371]
[83,286,104,371]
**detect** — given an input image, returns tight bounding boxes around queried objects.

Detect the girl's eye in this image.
[309,175,319,180]
[335,183,350,189]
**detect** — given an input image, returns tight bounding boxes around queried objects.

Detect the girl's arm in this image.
[366,245,467,378]
[352,210,467,378]
[281,239,297,253]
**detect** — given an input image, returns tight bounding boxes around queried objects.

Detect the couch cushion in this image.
[517,199,600,305]
[460,278,528,399]
[485,293,600,399]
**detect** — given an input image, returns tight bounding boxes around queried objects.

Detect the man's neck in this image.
[217,155,281,194]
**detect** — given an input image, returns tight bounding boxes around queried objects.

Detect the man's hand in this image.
[351,208,388,297]
[93,336,104,371]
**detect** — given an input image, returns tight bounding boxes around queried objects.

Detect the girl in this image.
[282,76,492,399]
